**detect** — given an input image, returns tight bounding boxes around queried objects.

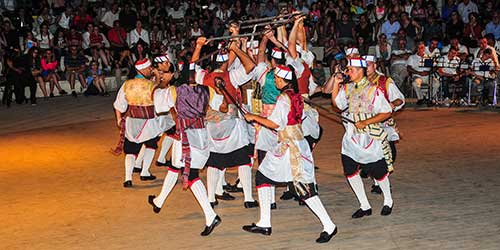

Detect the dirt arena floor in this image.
[1,96,500,250]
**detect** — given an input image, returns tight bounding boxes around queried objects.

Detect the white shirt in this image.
[101,10,120,28]
[168,7,185,19]
[457,1,478,24]
[35,33,53,49]
[58,13,71,29]
[437,55,461,75]
[425,46,441,58]
[471,58,495,79]
[391,49,411,65]
[195,64,253,88]
[407,54,431,77]
[442,44,468,55]
[128,28,150,46]
[82,31,90,49]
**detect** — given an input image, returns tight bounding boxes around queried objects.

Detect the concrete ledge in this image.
[29,76,127,98]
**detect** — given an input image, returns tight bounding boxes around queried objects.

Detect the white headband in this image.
[189,62,195,70]
[345,48,359,56]
[178,62,184,71]
[154,55,171,63]
[135,59,152,70]
[275,65,293,80]
[347,58,367,68]
[271,48,284,59]
[216,53,229,62]
[362,55,376,63]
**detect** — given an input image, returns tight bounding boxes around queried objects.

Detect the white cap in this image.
[362,55,376,62]
[215,52,229,62]
[274,65,293,80]
[345,47,359,56]
[271,47,285,59]
[347,58,367,68]
[154,54,172,63]
[135,58,152,70]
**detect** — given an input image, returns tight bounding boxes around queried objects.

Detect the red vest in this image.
[283,89,304,126]
[377,75,390,101]
[203,71,241,104]
[297,62,311,95]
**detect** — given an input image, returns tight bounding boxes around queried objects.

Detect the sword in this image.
[214,77,247,116]
[303,99,355,124]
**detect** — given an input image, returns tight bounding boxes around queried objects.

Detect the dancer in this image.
[243,64,337,243]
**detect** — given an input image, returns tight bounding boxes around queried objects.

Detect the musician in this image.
[475,37,499,70]
[425,37,441,58]
[437,46,465,103]
[326,57,394,218]
[442,37,469,61]
[407,41,441,105]
[468,48,497,104]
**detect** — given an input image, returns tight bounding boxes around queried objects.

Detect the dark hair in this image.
[283,64,299,93]
[483,48,492,55]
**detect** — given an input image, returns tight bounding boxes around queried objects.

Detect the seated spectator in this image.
[463,12,482,47]
[442,37,469,60]
[391,28,415,51]
[73,6,93,31]
[423,15,443,42]
[215,2,232,23]
[262,0,278,17]
[458,0,479,24]
[53,29,67,62]
[190,20,204,38]
[35,23,54,51]
[41,49,65,97]
[57,6,72,31]
[85,60,109,96]
[100,3,120,31]
[445,11,464,40]
[28,48,49,99]
[82,23,93,56]
[390,38,412,91]
[485,11,500,40]
[442,0,458,22]
[336,12,355,46]
[137,2,151,28]
[381,12,401,44]
[355,14,373,45]
[64,46,88,96]
[150,24,163,55]
[89,26,111,70]
[407,41,440,105]
[22,31,38,54]
[375,33,391,74]
[66,27,83,47]
[128,20,150,47]
[475,37,499,69]
[119,3,137,32]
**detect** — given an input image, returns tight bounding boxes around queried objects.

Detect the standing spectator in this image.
[375,33,391,74]
[381,12,400,43]
[41,49,65,97]
[457,0,478,24]
[4,49,38,105]
[64,45,88,96]
[128,20,150,47]
[57,7,73,31]
[35,23,53,51]
[101,3,120,31]
[119,3,137,32]
[445,11,464,40]
[475,37,499,69]
[485,11,500,40]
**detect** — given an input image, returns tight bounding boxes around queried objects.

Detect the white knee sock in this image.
[256,186,272,228]
[378,176,393,207]
[305,196,336,234]
[125,154,135,181]
[347,174,371,210]
[154,170,179,207]
[270,186,276,204]
[215,168,226,196]
[140,148,156,177]
[157,136,174,164]
[190,179,217,226]
[238,165,254,202]
[135,145,146,169]
[207,167,220,202]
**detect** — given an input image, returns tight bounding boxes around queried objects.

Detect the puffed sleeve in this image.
[113,84,128,113]
[153,86,176,113]
[267,94,290,131]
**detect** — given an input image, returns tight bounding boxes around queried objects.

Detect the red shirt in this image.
[107,28,126,45]
[73,14,93,31]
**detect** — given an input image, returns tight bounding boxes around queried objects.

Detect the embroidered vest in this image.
[262,71,281,104]
[283,89,304,126]
[124,78,155,106]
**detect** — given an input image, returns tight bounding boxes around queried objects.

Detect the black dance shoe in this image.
[298,199,306,206]
[155,160,172,167]
[133,167,142,173]
[210,200,219,208]
[280,191,294,200]
[201,215,221,236]
[244,200,259,208]
[242,223,272,236]
[381,205,393,216]
[148,195,161,213]
[352,208,372,218]
[371,185,382,194]
[140,175,157,181]
[316,227,338,243]
[271,203,277,210]
[123,180,132,188]
[215,192,235,200]
[226,184,243,193]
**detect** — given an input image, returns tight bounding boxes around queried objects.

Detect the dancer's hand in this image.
[244,113,256,122]
[355,120,367,129]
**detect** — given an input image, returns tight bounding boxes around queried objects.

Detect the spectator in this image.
[463,12,483,47]
[66,27,83,47]
[407,41,440,104]
[190,20,204,38]
[445,11,464,40]
[381,12,400,43]
[390,38,412,89]
[230,0,247,21]
[247,1,261,19]
[128,20,150,47]
[423,15,443,42]
[53,29,67,61]
[101,3,120,31]
[467,48,496,104]
[296,0,310,14]
[458,0,478,24]
[442,37,469,60]
[437,46,464,104]
[399,12,420,40]
[107,20,128,60]
[22,31,38,54]
[119,3,137,32]
[85,60,109,96]
[35,23,53,51]
[3,20,20,50]
[73,5,93,31]
[57,7,72,31]
[150,24,163,55]
[475,37,499,69]
[411,0,426,23]
[375,33,391,74]
[262,0,278,18]
[89,26,111,70]
[168,1,186,22]
[4,49,38,105]
[150,0,168,21]
[425,37,441,57]
[65,45,88,95]
[82,23,93,56]
[41,49,65,97]
[216,2,232,23]
[354,14,373,45]
[391,28,414,51]
[138,2,151,28]
[485,11,500,40]
[336,12,355,45]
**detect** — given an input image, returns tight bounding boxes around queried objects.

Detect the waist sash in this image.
[111,105,156,155]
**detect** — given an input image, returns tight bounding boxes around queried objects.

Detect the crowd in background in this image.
[0,0,499,107]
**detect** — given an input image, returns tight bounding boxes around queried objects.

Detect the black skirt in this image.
[206,144,254,168]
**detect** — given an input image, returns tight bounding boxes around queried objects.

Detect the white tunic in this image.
[113,84,164,144]
[153,86,223,169]
[381,77,405,141]
[334,84,393,164]
[258,95,315,184]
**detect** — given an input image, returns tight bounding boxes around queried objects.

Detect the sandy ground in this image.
[1,96,500,250]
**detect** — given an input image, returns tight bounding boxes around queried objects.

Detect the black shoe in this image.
[59,90,67,95]
[71,91,77,98]
[316,227,338,243]
[215,192,235,200]
[210,200,218,208]
[49,93,54,98]
[314,166,319,170]
[416,99,424,106]
[244,200,259,208]
[123,180,132,188]
[140,175,157,181]
[298,199,306,206]
[352,208,372,218]
[271,202,277,210]
[133,167,142,173]
[155,160,172,167]
[242,223,272,236]
[371,185,382,194]
[222,184,230,191]
[148,195,161,213]
[381,205,393,216]
[226,184,243,193]
[201,215,221,236]
[280,191,294,200]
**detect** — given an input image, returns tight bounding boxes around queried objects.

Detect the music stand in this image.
[467,61,497,106]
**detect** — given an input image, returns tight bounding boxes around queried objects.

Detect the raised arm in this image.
[229,40,256,74]
[191,36,207,63]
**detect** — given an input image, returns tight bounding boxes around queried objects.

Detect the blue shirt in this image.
[485,22,500,40]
